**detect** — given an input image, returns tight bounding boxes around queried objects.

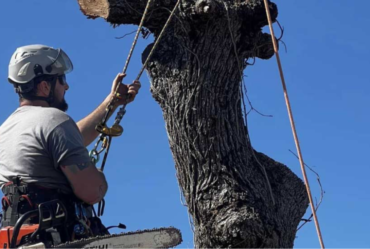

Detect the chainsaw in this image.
[0,196,182,249]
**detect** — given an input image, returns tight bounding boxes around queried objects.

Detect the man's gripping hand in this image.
[111,73,141,105]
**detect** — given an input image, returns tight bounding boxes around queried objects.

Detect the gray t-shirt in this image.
[0,106,90,193]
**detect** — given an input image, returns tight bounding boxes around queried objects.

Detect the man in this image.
[0,45,140,237]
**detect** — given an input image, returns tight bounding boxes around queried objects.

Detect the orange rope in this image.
[262,1,325,248]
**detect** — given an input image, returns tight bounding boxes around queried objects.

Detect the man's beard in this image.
[51,98,68,112]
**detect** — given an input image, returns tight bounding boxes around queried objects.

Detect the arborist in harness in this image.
[0,44,141,247]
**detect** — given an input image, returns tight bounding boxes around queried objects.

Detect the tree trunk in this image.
[77,0,309,247]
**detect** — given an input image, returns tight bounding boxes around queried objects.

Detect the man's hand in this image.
[111,73,141,105]
[77,73,141,146]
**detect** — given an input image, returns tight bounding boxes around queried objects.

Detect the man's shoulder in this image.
[20,106,75,130]
[38,107,71,120]
[38,108,76,130]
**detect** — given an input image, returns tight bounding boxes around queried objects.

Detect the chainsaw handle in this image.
[10,210,38,248]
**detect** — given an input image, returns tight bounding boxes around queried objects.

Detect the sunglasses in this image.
[58,74,67,85]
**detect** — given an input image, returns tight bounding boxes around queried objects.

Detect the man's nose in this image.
[64,82,69,90]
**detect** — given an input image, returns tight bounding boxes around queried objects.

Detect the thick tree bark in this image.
[78,0,309,247]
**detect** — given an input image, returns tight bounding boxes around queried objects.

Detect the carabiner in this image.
[89,149,100,164]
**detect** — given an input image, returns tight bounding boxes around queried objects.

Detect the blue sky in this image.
[1,1,369,248]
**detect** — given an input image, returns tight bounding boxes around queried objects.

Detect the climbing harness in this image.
[0,178,112,248]
[262,1,325,248]
[89,0,182,216]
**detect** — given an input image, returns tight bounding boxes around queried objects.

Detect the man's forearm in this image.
[61,162,108,205]
[77,95,118,147]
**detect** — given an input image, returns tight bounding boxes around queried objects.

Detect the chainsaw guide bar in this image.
[54,227,182,248]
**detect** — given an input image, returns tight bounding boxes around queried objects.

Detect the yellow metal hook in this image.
[95,123,123,137]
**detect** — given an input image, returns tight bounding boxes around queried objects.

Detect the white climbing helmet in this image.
[8,44,73,84]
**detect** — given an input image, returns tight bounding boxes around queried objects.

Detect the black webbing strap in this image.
[9,187,20,226]
[1,178,24,227]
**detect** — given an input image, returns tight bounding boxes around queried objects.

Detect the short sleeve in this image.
[48,119,90,168]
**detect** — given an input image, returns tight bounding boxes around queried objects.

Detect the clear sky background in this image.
[0,1,369,248]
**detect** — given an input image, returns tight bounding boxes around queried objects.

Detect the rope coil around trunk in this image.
[262,1,325,248]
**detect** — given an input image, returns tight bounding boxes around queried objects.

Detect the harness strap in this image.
[9,186,21,226]
[2,185,28,195]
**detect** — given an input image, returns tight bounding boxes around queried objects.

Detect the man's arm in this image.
[61,161,108,205]
[77,73,141,147]
[76,94,116,147]
[49,115,109,204]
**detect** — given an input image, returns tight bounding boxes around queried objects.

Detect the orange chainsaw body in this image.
[0,224,39,248]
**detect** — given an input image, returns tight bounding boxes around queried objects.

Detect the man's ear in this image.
[37,81,51,97]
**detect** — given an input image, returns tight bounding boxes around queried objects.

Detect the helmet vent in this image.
[17,62,31,77]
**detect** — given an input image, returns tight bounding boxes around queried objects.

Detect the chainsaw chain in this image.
[54,227,182,248]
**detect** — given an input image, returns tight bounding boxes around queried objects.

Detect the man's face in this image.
[51,75,69,112]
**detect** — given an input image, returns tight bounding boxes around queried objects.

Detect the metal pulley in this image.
[95,123,124,137]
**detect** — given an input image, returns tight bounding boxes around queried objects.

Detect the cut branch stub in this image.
[78,0,109,19]
[78,0,178,32]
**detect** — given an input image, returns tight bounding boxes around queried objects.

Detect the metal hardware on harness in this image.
[90,135,112,170]
[89,101,127,169]
[89,96,124,167]
[89,149,100,165]
[89,133,111,164]
[96,123,124,137]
